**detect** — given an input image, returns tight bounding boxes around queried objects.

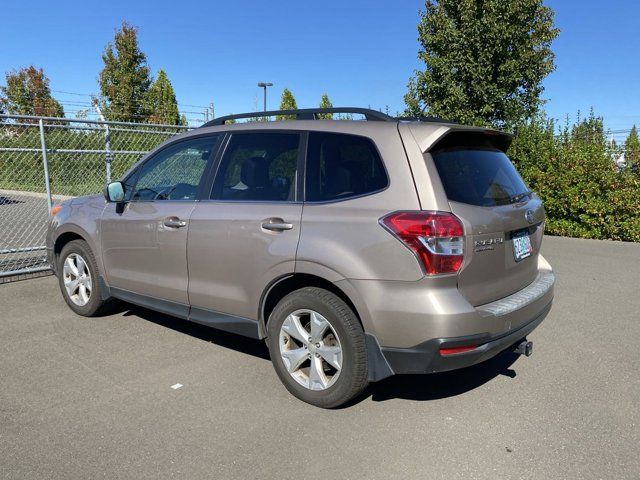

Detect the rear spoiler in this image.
[407,123,513,153]
[429,128,513,153]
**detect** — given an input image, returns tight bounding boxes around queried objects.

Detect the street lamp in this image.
[257,82,273,112]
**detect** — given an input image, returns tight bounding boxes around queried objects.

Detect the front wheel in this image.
[57,239,109,316]
[267,287,369,408]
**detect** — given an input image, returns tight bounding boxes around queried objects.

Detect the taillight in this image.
[380,211,465,275]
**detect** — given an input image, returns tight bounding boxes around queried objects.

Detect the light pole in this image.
[257,82,273,112]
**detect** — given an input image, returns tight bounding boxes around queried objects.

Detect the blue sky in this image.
[2,0,639,137]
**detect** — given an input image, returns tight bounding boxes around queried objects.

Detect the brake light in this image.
[380,211,464,275]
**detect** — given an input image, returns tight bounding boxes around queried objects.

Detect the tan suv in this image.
[47,108,554,408]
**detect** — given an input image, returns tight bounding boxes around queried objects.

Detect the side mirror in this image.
[104,181,125,203]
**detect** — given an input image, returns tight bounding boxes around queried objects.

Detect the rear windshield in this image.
[431,147,530,207]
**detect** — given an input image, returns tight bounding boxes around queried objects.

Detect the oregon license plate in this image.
[512,233,533,261]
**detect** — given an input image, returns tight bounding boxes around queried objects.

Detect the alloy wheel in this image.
[62,253,92,306]
[279,309,343,391]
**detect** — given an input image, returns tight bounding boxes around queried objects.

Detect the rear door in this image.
[187,131,303,332]
[427,131,544,306]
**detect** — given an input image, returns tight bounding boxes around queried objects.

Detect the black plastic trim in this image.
[365,333,395,382]
[110,287,190,319]
[98,275,111,301]
[108,287,261,339]
[189,307,261,339]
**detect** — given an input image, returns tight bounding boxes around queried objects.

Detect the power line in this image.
[50,89,211,110]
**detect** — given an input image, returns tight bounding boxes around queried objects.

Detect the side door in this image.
[187,131,304,336]
[101,135,221,311]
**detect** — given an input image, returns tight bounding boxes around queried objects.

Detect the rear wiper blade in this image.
[510,191,532,203]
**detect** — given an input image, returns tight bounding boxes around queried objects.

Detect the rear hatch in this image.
[427,130,544,306]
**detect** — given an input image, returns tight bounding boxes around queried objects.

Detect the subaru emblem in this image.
[525,209,535,224]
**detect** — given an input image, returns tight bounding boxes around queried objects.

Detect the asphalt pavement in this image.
[0,235,638,479]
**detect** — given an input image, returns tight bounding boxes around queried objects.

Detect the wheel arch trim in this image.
[258,271,367,340]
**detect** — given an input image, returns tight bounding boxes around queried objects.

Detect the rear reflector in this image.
[380,211,464,275]
[439,344,478,356]
[50,205,62,216]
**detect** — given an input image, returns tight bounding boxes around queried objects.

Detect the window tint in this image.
[305,132,388,202]
[212,133,299,201]
[432,148,530,207]
[130,136,219,201]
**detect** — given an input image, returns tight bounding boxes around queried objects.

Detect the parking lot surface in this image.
[1,235,638,479]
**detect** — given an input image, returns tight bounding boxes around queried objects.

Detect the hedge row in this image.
[508,114,639,242]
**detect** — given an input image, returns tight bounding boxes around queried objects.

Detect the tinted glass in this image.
[306,132,387,202]
[130,136,219,201]
[212,133,299,201]
[432,148,529,207]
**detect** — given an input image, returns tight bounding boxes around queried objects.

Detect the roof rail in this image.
[202,107,394,126]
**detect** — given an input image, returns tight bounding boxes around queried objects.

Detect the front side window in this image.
[305,132,388,202]
[211,133,299,201]
[130,136,219,201]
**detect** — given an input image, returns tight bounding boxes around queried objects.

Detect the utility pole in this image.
[210,102,215,119]
[257,82,273,112]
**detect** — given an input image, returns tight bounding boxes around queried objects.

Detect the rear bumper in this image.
[340,260,555,381]
[380,300,551,375]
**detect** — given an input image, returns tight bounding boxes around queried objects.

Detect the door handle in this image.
[261,218,293,232]
[163,216,187,228]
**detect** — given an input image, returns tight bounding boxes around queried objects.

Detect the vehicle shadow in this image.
[366,351,520,403]
[119,303,271,361]
[112,301,520,405]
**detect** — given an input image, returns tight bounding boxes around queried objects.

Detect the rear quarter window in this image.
[306,132,388,202]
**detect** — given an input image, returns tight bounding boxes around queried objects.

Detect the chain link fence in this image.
[0,114,191,277]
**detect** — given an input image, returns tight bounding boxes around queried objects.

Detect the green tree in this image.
[0,66,64,118]
[145,69,180,125]
[624,125,640,170]
[405,0,559,129]
[98,21,152,122]
[276,88,297,120]
[318,93,333,119]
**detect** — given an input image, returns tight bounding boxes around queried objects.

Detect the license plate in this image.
[512,233,533,262]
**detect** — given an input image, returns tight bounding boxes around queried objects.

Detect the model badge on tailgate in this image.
[474,237,504,252]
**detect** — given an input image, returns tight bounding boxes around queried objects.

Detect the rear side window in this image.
[431,133,529,207]
[306,132,388,202]
[211,133,299,202]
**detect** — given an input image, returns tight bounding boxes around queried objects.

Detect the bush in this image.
[509,113,640,242]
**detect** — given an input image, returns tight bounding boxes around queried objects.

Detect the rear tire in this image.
[267,287,369,408]
[57,239,109,316]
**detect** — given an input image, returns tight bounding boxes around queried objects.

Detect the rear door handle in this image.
[261,218,293,231]
[163,216,187,228]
